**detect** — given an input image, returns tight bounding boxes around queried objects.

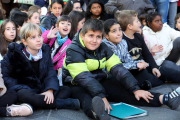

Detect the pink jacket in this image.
[42,30,71,70]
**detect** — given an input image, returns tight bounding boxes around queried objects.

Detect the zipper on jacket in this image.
[53,45,68,63]
[94,52,100,69]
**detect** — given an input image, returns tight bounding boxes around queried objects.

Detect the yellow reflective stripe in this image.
[106,54,121,72]
[85,59,99,71]
[67,63,89,79]
[79,32,85,47]
[85,57,106,71]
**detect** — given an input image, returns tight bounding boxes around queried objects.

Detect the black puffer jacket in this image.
[62,31,140,98]
[1,43,59,94]
[40,13,57,30]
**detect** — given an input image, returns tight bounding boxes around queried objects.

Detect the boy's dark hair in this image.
[103,19,119,35]
[10,11,28,27]
[85,0,105,17]
[68,11,84,39]
[116,10,138,31]
[9,8,21,17]
[145,12,161,28]
[28,5,41,12]
[175,13,180,25]
[81,18,103,36]
[62,0,80,15]
[19,4,30,12]
[50,0,64,8]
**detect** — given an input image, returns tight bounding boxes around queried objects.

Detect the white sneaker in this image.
[6,103,33,117]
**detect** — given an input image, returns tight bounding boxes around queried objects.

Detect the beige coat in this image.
[143,23,180,66]
[0,64,7,97]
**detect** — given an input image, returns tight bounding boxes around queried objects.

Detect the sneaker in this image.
[92,96,110,120]
[167,89,180,110]
[6,103,33,117]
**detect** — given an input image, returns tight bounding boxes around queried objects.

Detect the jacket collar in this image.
[72,29,100,53]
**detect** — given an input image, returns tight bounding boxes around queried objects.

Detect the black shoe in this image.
[140,80,152,90]
[56,98,80,110]
[167,88,180,110]
[92,96,110,120]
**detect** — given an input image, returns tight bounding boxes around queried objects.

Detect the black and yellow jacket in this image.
[62,31,140,98]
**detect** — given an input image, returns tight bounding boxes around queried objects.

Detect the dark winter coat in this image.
[1,42,59,94]
[40,13,57,30]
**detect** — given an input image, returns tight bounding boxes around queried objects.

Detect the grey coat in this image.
[104,0,155,15]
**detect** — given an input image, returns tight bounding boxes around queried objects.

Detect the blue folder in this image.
[110,102,148,119]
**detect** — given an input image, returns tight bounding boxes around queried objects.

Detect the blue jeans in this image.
[150,0,169,24]
[168,2,177,28]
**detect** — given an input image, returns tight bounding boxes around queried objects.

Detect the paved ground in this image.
[1,83,180,120]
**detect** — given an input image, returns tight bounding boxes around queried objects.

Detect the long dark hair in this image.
[68,11,84,38]
[85,0,105,18]
[0,19,18,56]
[62,0,81,15]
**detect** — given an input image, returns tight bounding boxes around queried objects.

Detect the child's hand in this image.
[47,26,59,39]
[151,44,163,53]
[41,89,54,104]
[137,61,148,71]
[102,97,112,114]
[152,68,161,78]
[134,90,154,103]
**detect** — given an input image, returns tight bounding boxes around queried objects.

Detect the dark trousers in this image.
[131,60,180,88]
[68,76,161,118]
[166,37,180,63]
[17,86,71,109]
[0,91,17,117]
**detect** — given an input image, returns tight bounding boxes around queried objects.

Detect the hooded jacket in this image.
[1,43,59,94]
[62,31,140,98]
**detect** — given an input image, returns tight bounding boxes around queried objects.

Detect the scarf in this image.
[56,32,68,46]
[22,47,42,61]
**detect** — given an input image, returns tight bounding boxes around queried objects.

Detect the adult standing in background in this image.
[168,0,178,28]
[104,0,155,16]
[150,0,169,24]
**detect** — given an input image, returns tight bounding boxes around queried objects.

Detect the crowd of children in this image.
[1,0,180,120]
